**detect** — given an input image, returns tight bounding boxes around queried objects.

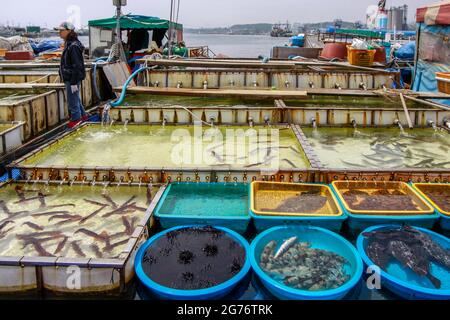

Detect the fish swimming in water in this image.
[31,211,70,218]
[0,220,14,231]
[90,243,103,258]
[105,238,129,252]
[282,159,298,168]
[75,228,110,243]
[71,241,86,258]
[54,236,68,255]
[13,193,51,205]
[273,237,298,259]
[0,221,14,239]
[79,205,108,224]
[102,194,118,209]
[46,203,76,209]
[22,222,44,231]
[102,196,138,218]
[83,198,109,207]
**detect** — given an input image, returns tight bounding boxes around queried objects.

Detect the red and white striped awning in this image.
[417,1,450,25]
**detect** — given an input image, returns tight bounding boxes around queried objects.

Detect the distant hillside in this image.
[185,23,273,35]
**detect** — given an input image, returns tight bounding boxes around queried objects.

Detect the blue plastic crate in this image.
[155,182,251,234]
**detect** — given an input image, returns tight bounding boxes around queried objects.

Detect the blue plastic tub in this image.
[250,182,347,233]
[357,225,450,300]
[154,182,251,234]
[135,225,251,300]
[250,226,363,300]
[331,181,439,234]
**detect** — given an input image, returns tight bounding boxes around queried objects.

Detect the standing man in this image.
[55,22,88,129]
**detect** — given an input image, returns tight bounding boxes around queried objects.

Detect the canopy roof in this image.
[88,15,183,31]
[417,1,450,25]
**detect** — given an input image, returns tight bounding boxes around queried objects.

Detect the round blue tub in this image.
[135,225,251,300]
[250,226,363,300]
[357,225,450,300]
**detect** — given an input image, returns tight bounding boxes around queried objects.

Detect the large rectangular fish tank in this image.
[17,123,310,170]
[0,181,158,295]
[302,127,450,169]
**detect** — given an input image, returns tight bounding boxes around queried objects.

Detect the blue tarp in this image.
[0,168,20,183]
[413,23,450,106]
[29,39,62,54]
[395,42,415,60]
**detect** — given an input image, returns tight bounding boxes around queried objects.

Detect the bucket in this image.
[320,42,348,60]
[357,225,450,300]
[135,226,251,300]
[250,226,363,300]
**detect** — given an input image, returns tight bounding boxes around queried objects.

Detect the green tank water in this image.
[22,124,309,169]
[303,127,450,169]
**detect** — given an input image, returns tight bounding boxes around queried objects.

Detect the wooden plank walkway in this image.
[115,86,308,99]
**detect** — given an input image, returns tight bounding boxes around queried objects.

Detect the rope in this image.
[26,73,53,84]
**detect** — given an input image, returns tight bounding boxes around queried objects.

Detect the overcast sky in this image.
[0,0,435,28]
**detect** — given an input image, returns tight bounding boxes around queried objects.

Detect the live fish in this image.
[90,243,103,258]
[79,205,107,224]
[26,240,54,257]
[71,241,86,258]
[101,196,138,218]
[105,238,129,252]
[0,221,14,239]
[49,214,83,223]
[31,211,70,217]
[282,159,297,168]
[102,194,118,209]
[84,198,109,207]
[274,237,298,259]
[54,236,68,255]
[386,240,441,289]
[13,193,51,205]
[22,222,44,231]
[75,228,109,241]
[46,204,76,209]
[363,226,450,289]
[0,220,14,231]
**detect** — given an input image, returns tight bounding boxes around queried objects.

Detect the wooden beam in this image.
[114,86,308,100]
[403,95,450,112]
[0,83,65,90]
[399,93,414,129]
